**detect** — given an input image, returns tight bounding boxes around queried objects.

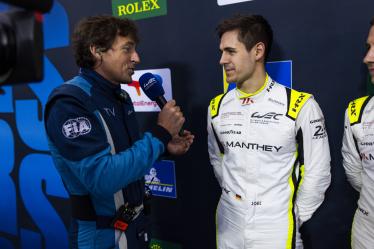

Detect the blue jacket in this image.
[44,68,170,248]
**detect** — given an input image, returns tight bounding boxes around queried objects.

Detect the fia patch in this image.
[62,117,91,139]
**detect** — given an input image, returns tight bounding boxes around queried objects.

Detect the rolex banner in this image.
[112,0,167,20]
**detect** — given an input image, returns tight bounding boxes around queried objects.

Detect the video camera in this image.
[0,0,53,86]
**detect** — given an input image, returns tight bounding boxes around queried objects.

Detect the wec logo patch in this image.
[62,117,91,139]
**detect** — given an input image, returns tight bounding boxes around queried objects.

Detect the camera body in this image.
[0,0,53,86]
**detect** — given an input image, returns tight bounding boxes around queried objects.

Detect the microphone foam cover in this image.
[139,72,165,101]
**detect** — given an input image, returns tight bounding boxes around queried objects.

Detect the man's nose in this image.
[132,51,140,64]
[220,53,228,65]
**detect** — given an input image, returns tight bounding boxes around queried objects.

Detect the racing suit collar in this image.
[236,73,271,99]
[79,68,121,95]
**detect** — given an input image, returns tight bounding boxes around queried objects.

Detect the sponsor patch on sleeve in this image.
[310,117,327,139]
[348,96,370,125]
[62,117,92,139]
[287,90,311,120]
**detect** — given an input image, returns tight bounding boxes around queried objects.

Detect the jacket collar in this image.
[79,68,121,96]
[235,74,273,101]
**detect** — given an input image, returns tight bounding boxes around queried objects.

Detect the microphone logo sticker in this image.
[143,77,156,90]
[122,68,173,112]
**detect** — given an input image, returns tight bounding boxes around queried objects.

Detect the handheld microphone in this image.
[139,72,184,136]
[139,72,167,108]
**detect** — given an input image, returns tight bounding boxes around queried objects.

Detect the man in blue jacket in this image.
[44,15,194,249]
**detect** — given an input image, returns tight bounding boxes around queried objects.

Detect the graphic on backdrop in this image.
[0,2,70,249]
[122,68,172,112]
[145,160,177,199]
[150,239,182,249]
[112,0,167,20]
[217,0,253,6]
[223,60,292,92]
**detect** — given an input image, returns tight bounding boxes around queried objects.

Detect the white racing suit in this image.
[342,96,374,249]
[207,75,331,249]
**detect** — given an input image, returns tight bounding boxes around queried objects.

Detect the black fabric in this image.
[70,195,96,221]
[150,124,172,151]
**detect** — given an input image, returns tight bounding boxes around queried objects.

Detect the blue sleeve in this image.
[63,133,164,197]
[46,97,165,197]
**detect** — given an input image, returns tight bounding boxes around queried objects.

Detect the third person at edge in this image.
[342,17,374,249]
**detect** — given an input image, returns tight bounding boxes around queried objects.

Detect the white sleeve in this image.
[295,98,331,224]
[207,107,223,187]
[341,109,362,192]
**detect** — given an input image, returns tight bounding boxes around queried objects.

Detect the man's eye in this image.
[122,46,133,53]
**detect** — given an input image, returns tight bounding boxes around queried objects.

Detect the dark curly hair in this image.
[216,14,273,61]
[72,15,139,68]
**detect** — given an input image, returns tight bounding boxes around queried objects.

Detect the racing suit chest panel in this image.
[211,83,298,215]
[87,84,148,205]
[78,73,146,207]
[92,89,139,149]
[83,76,141,152]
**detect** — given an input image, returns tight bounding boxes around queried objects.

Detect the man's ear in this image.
[254,42,266,61]
[90,45,102,60]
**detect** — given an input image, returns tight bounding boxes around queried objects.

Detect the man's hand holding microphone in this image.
[139,73,194,155]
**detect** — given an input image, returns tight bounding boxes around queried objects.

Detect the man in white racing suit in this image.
[207,14,331,249]
[342,17,374,249]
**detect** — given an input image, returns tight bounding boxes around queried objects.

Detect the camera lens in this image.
[0,14,16,80]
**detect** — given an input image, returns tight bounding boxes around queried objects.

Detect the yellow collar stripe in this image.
[210,93,225,118]
[348,96,370,125]
[237,74,269,99]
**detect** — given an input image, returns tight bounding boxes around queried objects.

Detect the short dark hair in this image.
[216,14,273,60]
[72,15,139,68]
[371,17,374,26]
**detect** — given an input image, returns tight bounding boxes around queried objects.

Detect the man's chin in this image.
[226,76,236,83]
[121,77,133,84]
